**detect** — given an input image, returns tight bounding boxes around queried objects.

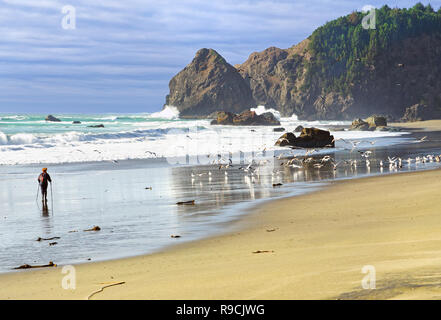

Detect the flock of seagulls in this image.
[189,136,439,185]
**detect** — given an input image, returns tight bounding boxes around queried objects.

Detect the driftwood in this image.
[84,226,101,232]
[87,281,126,300]
[176,200,196,206]
[36,237,60,242]
[14,261,57,270]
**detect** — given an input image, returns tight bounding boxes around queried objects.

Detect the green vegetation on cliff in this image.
[306,3,441,95]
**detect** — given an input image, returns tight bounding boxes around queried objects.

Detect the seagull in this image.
[359,151,372,158]
[332,161,343,171]
[145,151,157,157]
[419,136,428,143]
[321,156,332,163]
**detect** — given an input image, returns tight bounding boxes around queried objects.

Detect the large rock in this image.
[166,9,441,121]
[210,111,235,125]
[401,104,441,122]
[275,128,334,148]
[350,118,370,131]
[165,48,256,117]
[45,115,61,122]
[365,116,387,128]
[275,132,297,147]
[211,110,281,126]
[350,115,388,131]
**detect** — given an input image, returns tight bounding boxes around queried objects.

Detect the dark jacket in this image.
[38,173,52,188]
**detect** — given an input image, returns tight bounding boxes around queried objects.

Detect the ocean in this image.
[1,106,438,273]
[0,106,410,166]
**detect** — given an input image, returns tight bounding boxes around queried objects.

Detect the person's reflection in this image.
[42,201,49,217]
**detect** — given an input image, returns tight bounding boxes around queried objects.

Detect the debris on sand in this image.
[36,237,60,242]
[176,200,196,205]
[87,281,126,300]
[253,250,275,254]
[84,226,101,232]
[14,261,57,270]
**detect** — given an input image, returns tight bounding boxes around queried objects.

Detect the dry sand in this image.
[1,120,441,300]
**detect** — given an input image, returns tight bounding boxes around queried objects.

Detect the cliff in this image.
[165,48,256,117]
[165,4,441,121]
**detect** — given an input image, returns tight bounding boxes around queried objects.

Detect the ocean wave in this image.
[0,115,29,121]
[147,105,180,120]
[0,126,208,147]
[251,105,282,120]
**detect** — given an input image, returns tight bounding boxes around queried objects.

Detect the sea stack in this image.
[165,48,256,117]
[45,115,61,122]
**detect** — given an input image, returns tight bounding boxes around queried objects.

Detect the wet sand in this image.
[1,120,441,300]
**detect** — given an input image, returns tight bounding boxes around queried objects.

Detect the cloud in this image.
[1,0,440,113]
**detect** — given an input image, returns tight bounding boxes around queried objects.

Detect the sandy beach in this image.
[2,159,441,299]
[1,120,441,300]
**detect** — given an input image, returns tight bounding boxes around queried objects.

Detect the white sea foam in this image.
[0,115,411,166]
[0,132,7,145]
[148,105,180,120]
[251,105,281,120]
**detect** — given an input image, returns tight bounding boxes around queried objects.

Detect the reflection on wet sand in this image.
[1,134,441,272]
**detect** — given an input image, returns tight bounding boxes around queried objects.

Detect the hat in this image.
[42,168,47,172]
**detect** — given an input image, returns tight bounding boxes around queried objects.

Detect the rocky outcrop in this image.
[165,49,256,117]
[275,132,297,147]
[275,128,335,148]
[350,119,370,131]
[211,110,281,126]
[350,116,388,131]
[45,115,61,122]
[165,8,441,121]
[401,104,441,122]
[365,116,387,128]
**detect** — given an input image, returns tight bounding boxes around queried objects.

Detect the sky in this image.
[0,0,440,114]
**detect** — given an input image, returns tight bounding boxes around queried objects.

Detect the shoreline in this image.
[1,120,441,299]
[2,167,441,299]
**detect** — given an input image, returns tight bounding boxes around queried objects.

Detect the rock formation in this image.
[165,6,441,122]
[45,115,61,122]
[275,128,335,148]
[211,110,280,126]
[350,116,388,131]
[165,48,256,117]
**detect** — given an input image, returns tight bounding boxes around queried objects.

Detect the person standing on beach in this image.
[38,168,52,203]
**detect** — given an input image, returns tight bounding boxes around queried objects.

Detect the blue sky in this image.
[0,0,440,114]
